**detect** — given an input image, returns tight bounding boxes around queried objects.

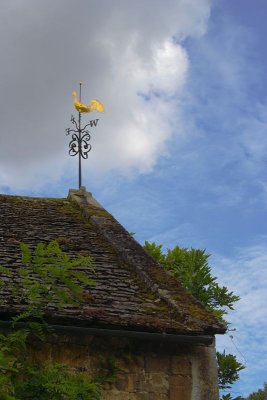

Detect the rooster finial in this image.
[72,91,104,114]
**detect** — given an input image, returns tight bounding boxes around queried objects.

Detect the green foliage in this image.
[144,241,239,323]
[144,241,244,400]
[13,362,101,400]
[221,395,244,400]
[17,240,95,311]
[0,241,101,400]
[246,382,267,399]
[217,351,245,390]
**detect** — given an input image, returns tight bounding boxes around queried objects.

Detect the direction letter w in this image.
[89,119,99,127]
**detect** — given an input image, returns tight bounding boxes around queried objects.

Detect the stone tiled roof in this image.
[0,189,226,336]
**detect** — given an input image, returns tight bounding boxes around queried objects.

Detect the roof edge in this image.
[0,320,215,345]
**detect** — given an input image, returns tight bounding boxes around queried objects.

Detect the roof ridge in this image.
[0,193,65,202]
[68,188,226,334]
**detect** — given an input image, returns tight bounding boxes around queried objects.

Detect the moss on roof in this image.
[0,191,225,335]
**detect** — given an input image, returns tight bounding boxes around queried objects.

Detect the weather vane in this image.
[66,82,104,188]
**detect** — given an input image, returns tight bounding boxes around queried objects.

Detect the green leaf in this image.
[20,243,32,265]
[217,351,245,390]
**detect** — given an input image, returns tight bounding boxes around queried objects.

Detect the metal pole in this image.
[66,82,96,187]
[78,82,82,188]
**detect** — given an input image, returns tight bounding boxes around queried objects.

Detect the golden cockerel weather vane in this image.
[66,82,104,188]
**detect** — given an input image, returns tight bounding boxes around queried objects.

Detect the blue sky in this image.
[0,1,266,397]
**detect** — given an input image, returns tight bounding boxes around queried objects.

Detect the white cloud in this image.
[0,0,211,191]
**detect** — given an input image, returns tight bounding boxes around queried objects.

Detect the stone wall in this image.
[31,333,219,400]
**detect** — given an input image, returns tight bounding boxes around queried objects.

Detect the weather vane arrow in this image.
[66,82,104,188]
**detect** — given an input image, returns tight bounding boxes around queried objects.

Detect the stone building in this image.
[0,188,226,399]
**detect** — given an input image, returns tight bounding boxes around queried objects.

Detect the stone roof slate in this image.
[0,189,226,336]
